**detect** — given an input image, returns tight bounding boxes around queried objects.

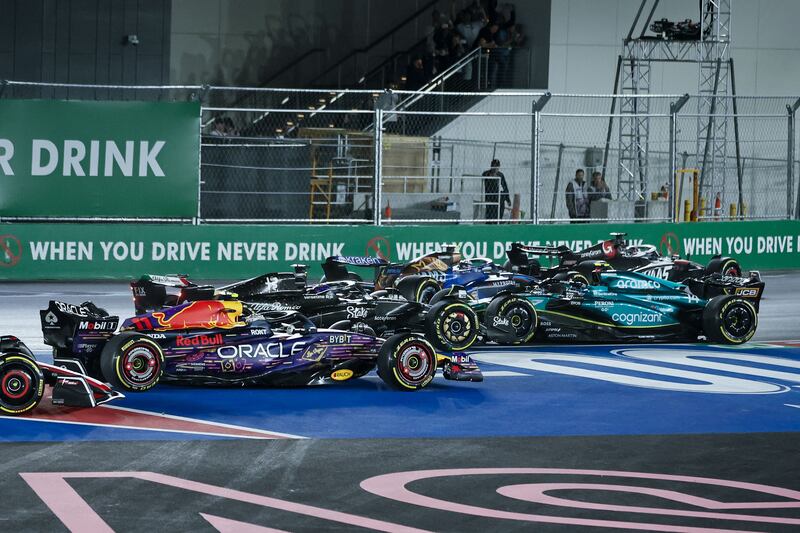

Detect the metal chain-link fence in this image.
[2,81,799,225]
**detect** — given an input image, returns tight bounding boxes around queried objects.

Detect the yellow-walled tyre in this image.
[100,332,164,392]
[396,276,441,303]
[0,354,45,415]
[424,300,479,351]
[702,296,758,344]
[377,334,437,391]
[485,295,538,344]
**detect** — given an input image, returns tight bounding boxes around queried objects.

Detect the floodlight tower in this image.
[611,0,733,215]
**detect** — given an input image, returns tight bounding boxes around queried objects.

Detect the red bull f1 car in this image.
[39,299,482,394]
[131,269,480,352]
[0,334,123,416]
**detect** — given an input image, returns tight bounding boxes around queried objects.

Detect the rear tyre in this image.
[425,300,479,351]
[377,334,437,391]
[0,354,45,415]
[707,257,742,277]
[484,295,538,344]
[100,332,164,392]
[702,296,758,344]
[396,276,441,303]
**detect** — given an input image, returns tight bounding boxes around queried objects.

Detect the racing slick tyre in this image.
[100,332,164,392]
[428,286,465,306]
[396,275,441,303]
[567,272,591,286]
[484,295,538,344]
[706,257,742,277]
[702,296,758,344]
[425,300,479,351]
[0,353,45,415]
[377,334,437,391]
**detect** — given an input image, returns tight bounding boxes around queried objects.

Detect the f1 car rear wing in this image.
[322,255,389,282]
[506,242,572,265]
[683,271,766,311]
[40,300,120,354]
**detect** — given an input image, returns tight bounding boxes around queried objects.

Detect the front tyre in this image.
[484,295,538,344]
[377,334,437,391]
[0,354,45,415]
[702,296,758,344]
[425,300,479,351]
[100,332,164,392]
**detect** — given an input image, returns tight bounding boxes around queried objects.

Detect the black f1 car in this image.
[130,270,479,352]
[0,334,123,416]
[40,298,482,393]
[505,233,742,284]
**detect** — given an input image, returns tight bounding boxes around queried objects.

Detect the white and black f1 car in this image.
[505,232,742,284]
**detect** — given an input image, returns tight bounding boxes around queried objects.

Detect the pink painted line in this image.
[360,468,800,532]
[497,483,800,523]
[13,400,300,440]
[200,513,290,533]
[19,473,114,533]
[21,472,430,533]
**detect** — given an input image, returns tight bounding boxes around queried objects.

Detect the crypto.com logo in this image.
[21,469,800,531]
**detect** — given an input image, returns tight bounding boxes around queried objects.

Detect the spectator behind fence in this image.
[588,171,611,202]
[565,168,590,222]
[405,56,429,90]
[210,117,228,137]
[482,158,510,223]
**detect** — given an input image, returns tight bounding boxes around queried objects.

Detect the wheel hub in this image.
[1,369,32,400]
[398,343,432,382]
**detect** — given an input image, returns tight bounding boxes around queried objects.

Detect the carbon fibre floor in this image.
[1,276,800,531]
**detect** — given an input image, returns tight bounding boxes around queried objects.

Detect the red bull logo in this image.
[151,301,244,331]
[176,333,224,347]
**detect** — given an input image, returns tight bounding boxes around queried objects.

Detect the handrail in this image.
[355,36,428,87]
[225,48,325,111]
[392,46,485,112]
[308,0,440,86]
[260,48,325,87]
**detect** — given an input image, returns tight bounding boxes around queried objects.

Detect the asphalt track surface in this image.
[1,274,799,531]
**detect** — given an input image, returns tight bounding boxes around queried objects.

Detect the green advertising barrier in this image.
[0,99,199,217]
[1,220,800,280]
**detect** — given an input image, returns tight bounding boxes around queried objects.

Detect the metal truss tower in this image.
[614,0,732,210]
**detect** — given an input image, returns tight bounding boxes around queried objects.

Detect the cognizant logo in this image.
[612,312,662,325]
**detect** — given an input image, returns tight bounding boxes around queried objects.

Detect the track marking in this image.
[1,401,304,440]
